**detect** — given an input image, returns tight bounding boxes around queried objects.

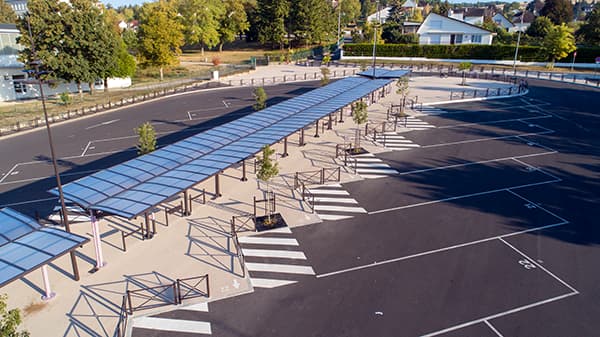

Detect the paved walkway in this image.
[2,67,521,337]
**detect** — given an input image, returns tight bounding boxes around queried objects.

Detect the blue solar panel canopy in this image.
[0,208,90,287]
[53,77,393,219]
[358,68,410,79]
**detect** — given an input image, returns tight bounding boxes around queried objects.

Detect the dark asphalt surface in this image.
[132,79,599,337]
[0,81,322,215]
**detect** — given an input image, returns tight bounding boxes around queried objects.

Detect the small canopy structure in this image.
[0,208,89,299]
[358,68,411,79]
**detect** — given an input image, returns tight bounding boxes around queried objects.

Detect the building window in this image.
[12,75,26,94]
[472,35,482,43]
[455,34,463,44]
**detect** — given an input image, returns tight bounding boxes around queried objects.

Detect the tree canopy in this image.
[178,0,224,53]
[526,16,554,38]
[218,0,250,51]
[0,0,16,23]
[543,23,576,62]
[577,3,600,46]
[540,0,574,24]
[290,0,334,46]
[138,0,184,80]
[340,0,361,26]
[0,294,29,337]
[256,0,290,49]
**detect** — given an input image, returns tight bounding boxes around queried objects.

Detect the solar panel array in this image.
[54,77,392,219]
[0,208,90,287]
[357,68,410,79]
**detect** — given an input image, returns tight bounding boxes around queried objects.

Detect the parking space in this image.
[377,136,555,175]
[347,158,557,212]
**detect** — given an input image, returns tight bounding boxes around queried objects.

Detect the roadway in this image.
[0,81,322,215]
[131,79,600,336]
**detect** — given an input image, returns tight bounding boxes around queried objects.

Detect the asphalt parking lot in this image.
[133,80,600,337]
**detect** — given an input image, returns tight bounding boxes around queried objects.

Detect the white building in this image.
[448,7,487,25]
[417,13,494,45]
[0,24,131,102]
[492,13,514,30]
[367,6,392,24]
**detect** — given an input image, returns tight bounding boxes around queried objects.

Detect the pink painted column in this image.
[41,265,55,300]
[90,211,106,271]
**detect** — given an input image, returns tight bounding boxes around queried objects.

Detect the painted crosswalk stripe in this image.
[238,237,299,246]
[242,248,307,259]
[250,278,297,288]
[355,162,395,168]
[246,262,315,275]
[132,317,212,334]
[308,189,350,195]
[317,214,354,221]
[314,205,368,213]
[183,302,209,312]
[356,168,398,174]
[313,197,358,203]
[264,227,292,234]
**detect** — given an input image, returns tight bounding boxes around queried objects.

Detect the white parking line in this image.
[0,169,100,186]
[368,180,561,215]
[0,197,57,208]
[436,115,552,130]
[420,130,554,149]
[0,164,18,184]
[317,221,568,279]
[484,320,504,337]
[80,141,92,157]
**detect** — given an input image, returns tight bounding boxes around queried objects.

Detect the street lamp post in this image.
[372,0,380,78]
[513,11,524,74]
[24,17,80,281]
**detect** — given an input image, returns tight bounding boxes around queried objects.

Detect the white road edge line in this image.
[498,237,579,293]
[187,111,193,120]
[368,180,560,215]
[484,320,505,337]
[420,292,578,337]
[316,221,567,279]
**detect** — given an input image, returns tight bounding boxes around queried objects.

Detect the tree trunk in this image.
[159,67,164,81]
[219,43,223,52]
[201,45,205,55]
[88,82,94,96]
[77,82,83,101]
[355,128,360,151]
[104,77,109,92]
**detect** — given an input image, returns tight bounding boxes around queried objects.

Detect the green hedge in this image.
[343,43,600,63]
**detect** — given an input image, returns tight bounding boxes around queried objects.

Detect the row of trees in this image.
[15,0,136,96]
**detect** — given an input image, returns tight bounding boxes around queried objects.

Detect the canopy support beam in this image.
[90,211,105,271]
[41,265,55,301]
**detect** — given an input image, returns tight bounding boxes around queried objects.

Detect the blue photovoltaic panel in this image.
[0,208,90,287]
[55,77,391,219]
[357,68,410,79]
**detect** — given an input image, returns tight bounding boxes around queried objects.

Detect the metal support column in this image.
[90,211,105,271]
[144,212,152,239]
[328,114,333,130]
[41,265,56,301]
[215,173,222,198]
[183,190,189,216]
[314,121,320,137]
[241,160,248,181]
[300,129,306,146]
[282,137,289,157]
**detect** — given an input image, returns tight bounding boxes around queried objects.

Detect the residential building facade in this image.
[417,13,494,45]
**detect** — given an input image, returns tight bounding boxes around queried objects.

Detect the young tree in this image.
[135,122,157,155]
[0,294,29,337]
[526,16,554,38]
[256,145,279,225]
[458,62,471,85]
[253,87,267,111]
[0,0,16,23]
[395,76,409,124]
[352,101,368,152]
[178,0,225,54]
[320,67,330,86]
[577,4,600,46]
[218,0,250,52]
[543,23,576,62]
[540,0,574,25]
[138,0,184,81]
[256,0,290,49]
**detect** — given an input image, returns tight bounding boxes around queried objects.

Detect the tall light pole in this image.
[24,16,80,281]
[513,11,524,74]
[372,0,380,78]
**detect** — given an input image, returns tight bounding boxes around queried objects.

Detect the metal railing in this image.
[176,274,210,303]
[231,213,256,232]
[449,85,520,100]
[126,283,178,314]
[254,192,276,218]
[116,295,128,337]
[230,218,247,277]
[296,180,315,213]
[121,222,145,252]
[294,167,341,187]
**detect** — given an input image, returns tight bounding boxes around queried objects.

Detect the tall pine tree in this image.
[256,0,290,49]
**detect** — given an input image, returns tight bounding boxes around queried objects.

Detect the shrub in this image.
[211,57,221,66]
